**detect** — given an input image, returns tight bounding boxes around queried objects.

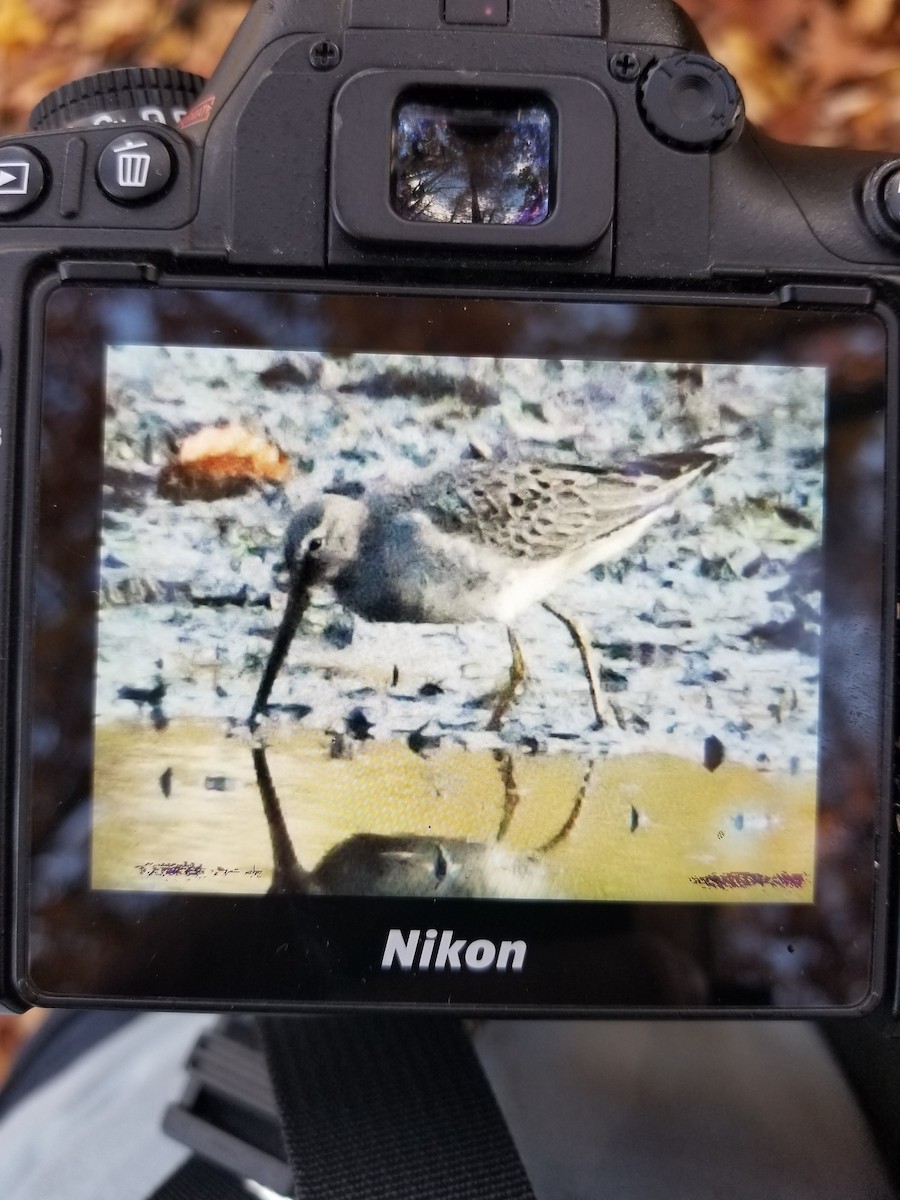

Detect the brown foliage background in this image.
[0,0,899,147]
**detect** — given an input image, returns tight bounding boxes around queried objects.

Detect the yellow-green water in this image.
[93,721,816,902]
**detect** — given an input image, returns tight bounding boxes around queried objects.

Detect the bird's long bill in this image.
[250,575,313,723]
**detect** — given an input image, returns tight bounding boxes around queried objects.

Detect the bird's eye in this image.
[308,537,324,554]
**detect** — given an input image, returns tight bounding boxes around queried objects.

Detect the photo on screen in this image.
[92,345,826,902]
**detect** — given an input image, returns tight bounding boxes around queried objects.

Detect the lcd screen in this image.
[93,347,825,903]
[25,287,887,1010]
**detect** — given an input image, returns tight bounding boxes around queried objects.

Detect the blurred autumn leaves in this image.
[0,0,251,132]
[0,0,898,147]
[681,0,900,148]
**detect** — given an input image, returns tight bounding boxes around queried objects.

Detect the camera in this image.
[0,0,897,1017]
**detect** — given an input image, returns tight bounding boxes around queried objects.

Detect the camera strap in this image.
[152,1014,537,1200]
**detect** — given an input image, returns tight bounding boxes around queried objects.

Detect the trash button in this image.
[98,132,173,203]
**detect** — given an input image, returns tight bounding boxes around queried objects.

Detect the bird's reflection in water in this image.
[252,743,596,899]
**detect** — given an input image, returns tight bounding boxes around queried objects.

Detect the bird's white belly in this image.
[396,521,559,624]
[390,505,668,626]
[473,559,575,624]
[432,509,669,624]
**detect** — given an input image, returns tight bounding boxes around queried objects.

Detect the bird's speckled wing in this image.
[403,451,720,561]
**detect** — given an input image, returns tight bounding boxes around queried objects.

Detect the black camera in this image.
[0,0,897,1017]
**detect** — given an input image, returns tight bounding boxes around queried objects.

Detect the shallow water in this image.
[93,720,816,902]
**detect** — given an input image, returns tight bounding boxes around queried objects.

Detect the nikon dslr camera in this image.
[0,0,897,1017]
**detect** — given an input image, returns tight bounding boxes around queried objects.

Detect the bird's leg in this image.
[537,757,597,853]
[542,601,606,730]
[486,627,527,731]
[492,749,522,842]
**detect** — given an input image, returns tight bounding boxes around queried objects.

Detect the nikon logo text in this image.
[381,929,527,972]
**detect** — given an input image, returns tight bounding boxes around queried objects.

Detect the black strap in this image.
[260,1015,536,1200]
[154,1015,536,1200]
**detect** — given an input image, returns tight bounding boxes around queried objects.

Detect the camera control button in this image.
[98,132,173,203]
[641,54,743,151]
[31,68,206,133]
[0,146,47,216]
[881,169,900,229]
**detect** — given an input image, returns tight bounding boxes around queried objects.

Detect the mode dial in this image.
[640,54,743,152]
[30,67,206,132]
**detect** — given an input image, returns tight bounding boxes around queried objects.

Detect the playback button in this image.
[0,146,46,217]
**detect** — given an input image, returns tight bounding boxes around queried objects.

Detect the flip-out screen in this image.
[25,287,888,1010]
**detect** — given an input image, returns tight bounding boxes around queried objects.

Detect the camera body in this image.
[1,0,898,1017]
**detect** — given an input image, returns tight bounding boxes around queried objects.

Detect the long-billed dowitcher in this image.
[250,441,730,729]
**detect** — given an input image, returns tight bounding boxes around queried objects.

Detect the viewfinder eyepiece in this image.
[392,91,553,226]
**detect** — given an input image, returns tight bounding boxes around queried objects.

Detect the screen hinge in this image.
[58,261,160,283]
[779,283,875,307]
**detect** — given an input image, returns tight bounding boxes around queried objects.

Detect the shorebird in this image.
[249,441,730,730]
